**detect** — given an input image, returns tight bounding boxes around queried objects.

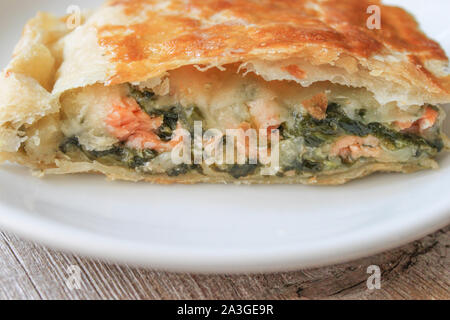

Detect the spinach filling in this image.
[60,86,259,179]
[62,87,444,180]
[283,159,324,174]
[166,164,204,177]
[283,103,442,150]
[280,103,443,174]
[129,86,258,179]
[155,107,179,142]
[228,164,259,179]
[128,85,203,136]
[211,163,260,179]
[59,137,157,169]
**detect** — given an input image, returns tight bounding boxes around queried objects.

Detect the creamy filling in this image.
[58,66,445,179]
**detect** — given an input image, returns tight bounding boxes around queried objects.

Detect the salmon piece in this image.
[247,98,282,130]
[126,127,183,153]
[106,97,180,153]
[331,135,381,161]
[394,106,439,133]
[418,106,439,131]
[301,92,328,120]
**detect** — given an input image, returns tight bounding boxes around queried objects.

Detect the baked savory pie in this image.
[0,0,449,184]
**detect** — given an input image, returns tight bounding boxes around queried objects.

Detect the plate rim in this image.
[0,191,448,273]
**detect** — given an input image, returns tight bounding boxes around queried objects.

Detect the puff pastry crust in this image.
[0,0,449,184]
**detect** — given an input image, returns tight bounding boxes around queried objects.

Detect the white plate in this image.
[0,0,449,273]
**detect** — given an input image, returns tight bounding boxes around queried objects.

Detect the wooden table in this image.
[0,227,448,300]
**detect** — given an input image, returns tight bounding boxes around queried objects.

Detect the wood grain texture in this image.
[0,227,448,300]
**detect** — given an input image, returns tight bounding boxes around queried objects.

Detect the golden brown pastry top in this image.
[96,0,449,87]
